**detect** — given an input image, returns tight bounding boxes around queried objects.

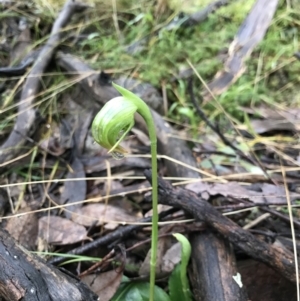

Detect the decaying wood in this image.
[190,231,248,301]
[238,260,296,301]
[144,170,299,284]
[202,0,279,102]
[0,228,98,301]
[0,0,89,166]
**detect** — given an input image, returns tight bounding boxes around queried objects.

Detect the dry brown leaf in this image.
[249,106,300,133]
[39,120,73,156]
[161,242,181,274]
[131,128,150,146]
[60,157,86,219]
[145,204,173,217]
[5,207,38,250]
[81,269,123,300]
[261,183,300,204]
[186,181,300,205]
[250,119,296,134]
[186,181,264,203]
[254,106,300,120]
[71,203,138,230]
[38,216,87,245]
[10,26,32,63]
[82,155,150,174]
[103,180,123,192]
[139,234,173,277]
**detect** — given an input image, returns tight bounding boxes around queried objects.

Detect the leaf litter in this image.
[0,0,300,300]
[38,215,88,246]
[71,203,140,230]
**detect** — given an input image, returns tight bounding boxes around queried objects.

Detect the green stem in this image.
[148,121,158,301]
[135,104,158,301]
[125,96,158,301]
[91,83,158,301]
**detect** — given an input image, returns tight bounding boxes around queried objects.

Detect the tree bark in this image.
[0,228,98,301]
[190,231,248,301]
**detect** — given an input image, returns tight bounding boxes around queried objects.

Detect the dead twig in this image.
[188,78,273,182]
[48,208,177,266]
[0,0,89,166]
[202,0,279,101]
[144,170,299,284]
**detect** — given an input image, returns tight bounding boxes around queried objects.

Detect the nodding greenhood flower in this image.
[92,83,153,159]
[92,96,136,159]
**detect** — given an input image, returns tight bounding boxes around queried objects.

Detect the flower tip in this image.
[109,151,125,160]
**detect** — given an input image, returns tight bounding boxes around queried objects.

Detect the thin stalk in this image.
[135,100,158,301]
[148,122,158,301]
[91,83,159,301]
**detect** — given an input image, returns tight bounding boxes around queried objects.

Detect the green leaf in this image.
[126,287,143,301]
[111,280,171,301]
[169,233,192,301]
[169,264,185,301]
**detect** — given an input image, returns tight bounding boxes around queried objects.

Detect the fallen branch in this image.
[0,228,98,301]
[190,231,248,301]
[202,0,279,101]
[144,170,299,284]
[0,0,89,166]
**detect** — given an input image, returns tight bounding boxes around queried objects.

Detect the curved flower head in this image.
[92,83,143,159]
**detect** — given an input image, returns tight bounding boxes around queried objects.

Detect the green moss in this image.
[13,0,300,130]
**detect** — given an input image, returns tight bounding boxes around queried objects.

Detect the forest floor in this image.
[0,0,300,300]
